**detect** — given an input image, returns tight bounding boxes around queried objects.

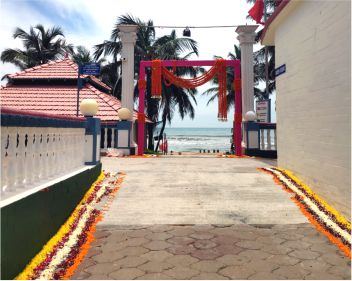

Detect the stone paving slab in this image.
[99,157,306,225]
[72,224,351,280]
[71,156,351,279]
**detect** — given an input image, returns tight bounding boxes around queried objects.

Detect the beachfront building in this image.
[261,0,351,217]
[0,57,148,152]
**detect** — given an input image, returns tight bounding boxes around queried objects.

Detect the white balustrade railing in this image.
[259,127,277,151]
[0,106,92,202]
[111,128,115,148]
[104,128,108,149]
[101,127,117,149]
[1,126,86,199]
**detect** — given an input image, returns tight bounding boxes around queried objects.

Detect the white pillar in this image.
[111,128,115,148]
[1,127,9,194]
[236,25,258,115]
[118,25,138,155]
[104,128,108,149]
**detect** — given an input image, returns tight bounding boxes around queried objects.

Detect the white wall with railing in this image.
[259,127,277,151]
[244,121,277,158]
[1,108,100,205]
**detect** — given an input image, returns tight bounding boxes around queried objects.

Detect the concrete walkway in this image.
[72,156,351,280]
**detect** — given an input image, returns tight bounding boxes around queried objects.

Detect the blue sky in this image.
[0,0,275,127]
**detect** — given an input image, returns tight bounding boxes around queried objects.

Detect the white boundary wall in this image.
[274,1,351,217]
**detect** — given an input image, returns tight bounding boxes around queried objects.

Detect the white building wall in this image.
[275,1,351,217]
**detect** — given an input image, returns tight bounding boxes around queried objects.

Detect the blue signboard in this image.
[79,63,100,75]
[275,64,286,77]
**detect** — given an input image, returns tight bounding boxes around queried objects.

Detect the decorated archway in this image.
[137,59,242,156]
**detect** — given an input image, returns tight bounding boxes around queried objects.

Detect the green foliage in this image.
[1,24,73,70]
[144,149,161,155]
[94,14,200,151]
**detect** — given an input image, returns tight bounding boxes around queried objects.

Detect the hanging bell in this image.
[183,27,191,37]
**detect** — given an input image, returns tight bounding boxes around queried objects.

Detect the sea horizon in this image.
[157,127,233,152]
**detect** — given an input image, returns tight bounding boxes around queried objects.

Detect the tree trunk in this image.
[147,123,155,151]
[155,115,167,152]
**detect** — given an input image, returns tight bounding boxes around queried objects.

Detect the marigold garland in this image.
[259,167,351,258]
[151,60,162,98]
[16,171,126,280]
[151,59,228,121]
[15,173,105,280]
[123,154,160,158]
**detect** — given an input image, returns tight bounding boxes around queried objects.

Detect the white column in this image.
[118,25,138,154]
[42,128,50,179]
[33,129,41,181]
[236,25,258,115]
[16,130,26,187]
[267,129,272,150]
[1,127,9,194]
[261,129,265,150]
[111,128,115,148]
[104,128,108,149]
[26,128,35,185]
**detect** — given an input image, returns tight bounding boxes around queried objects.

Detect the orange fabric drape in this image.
[151,59,228,121]
[151,60,162,98]
[137,112,146,123]
[138,79,146,90]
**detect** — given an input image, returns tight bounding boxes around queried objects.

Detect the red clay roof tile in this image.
[1,58,151,123]
[0,84,144,122]
[7,58,111,92]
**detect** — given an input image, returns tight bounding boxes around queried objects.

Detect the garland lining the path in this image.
[259,167,351,258]
[16,171,126,280]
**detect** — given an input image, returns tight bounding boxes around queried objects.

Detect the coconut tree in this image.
[205,44,273,112]
[155,85,196,152]
[94,14,199,151]
[1,24,73,70]
[246,0,281,98]
[72,46,96,64]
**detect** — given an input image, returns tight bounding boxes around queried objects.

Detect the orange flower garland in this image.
[151,60,162,98]
[151,59,228,121]
[259,167,351,258]
[16,171,127,280]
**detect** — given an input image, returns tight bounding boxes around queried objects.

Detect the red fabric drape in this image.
[248,0,265,25]
[151,59,228,121]
[151,60,162,98]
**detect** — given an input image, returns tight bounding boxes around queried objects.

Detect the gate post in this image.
[118,25,138,155]
[235,25,258,115]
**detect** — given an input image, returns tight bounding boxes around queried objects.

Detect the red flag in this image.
[248,0,265,24]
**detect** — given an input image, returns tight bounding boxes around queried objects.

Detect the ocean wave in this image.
[159,128,233,152]
[167,136,230,140]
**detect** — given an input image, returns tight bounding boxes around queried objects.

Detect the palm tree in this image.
[246,0,281,98]
[246,0,282,21]
[205,44,272,113]
[1,24,73,70]
[155,85,196,152]
[94,14,199,151]
[72,46,96,64]
[204,46,240,110]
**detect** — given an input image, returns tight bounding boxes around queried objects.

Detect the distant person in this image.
[164,139,168,155]
[231,143,235,154]
[160,139,168,155]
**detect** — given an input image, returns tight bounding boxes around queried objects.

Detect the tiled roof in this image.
[0,84,143,123]
[7,58,111,92]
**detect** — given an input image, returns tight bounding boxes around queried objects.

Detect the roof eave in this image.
[261,0,302,46]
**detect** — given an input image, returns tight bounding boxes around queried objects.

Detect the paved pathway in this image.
[72,156,351,280]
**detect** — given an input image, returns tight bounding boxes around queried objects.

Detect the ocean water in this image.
[160,127,233,152]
